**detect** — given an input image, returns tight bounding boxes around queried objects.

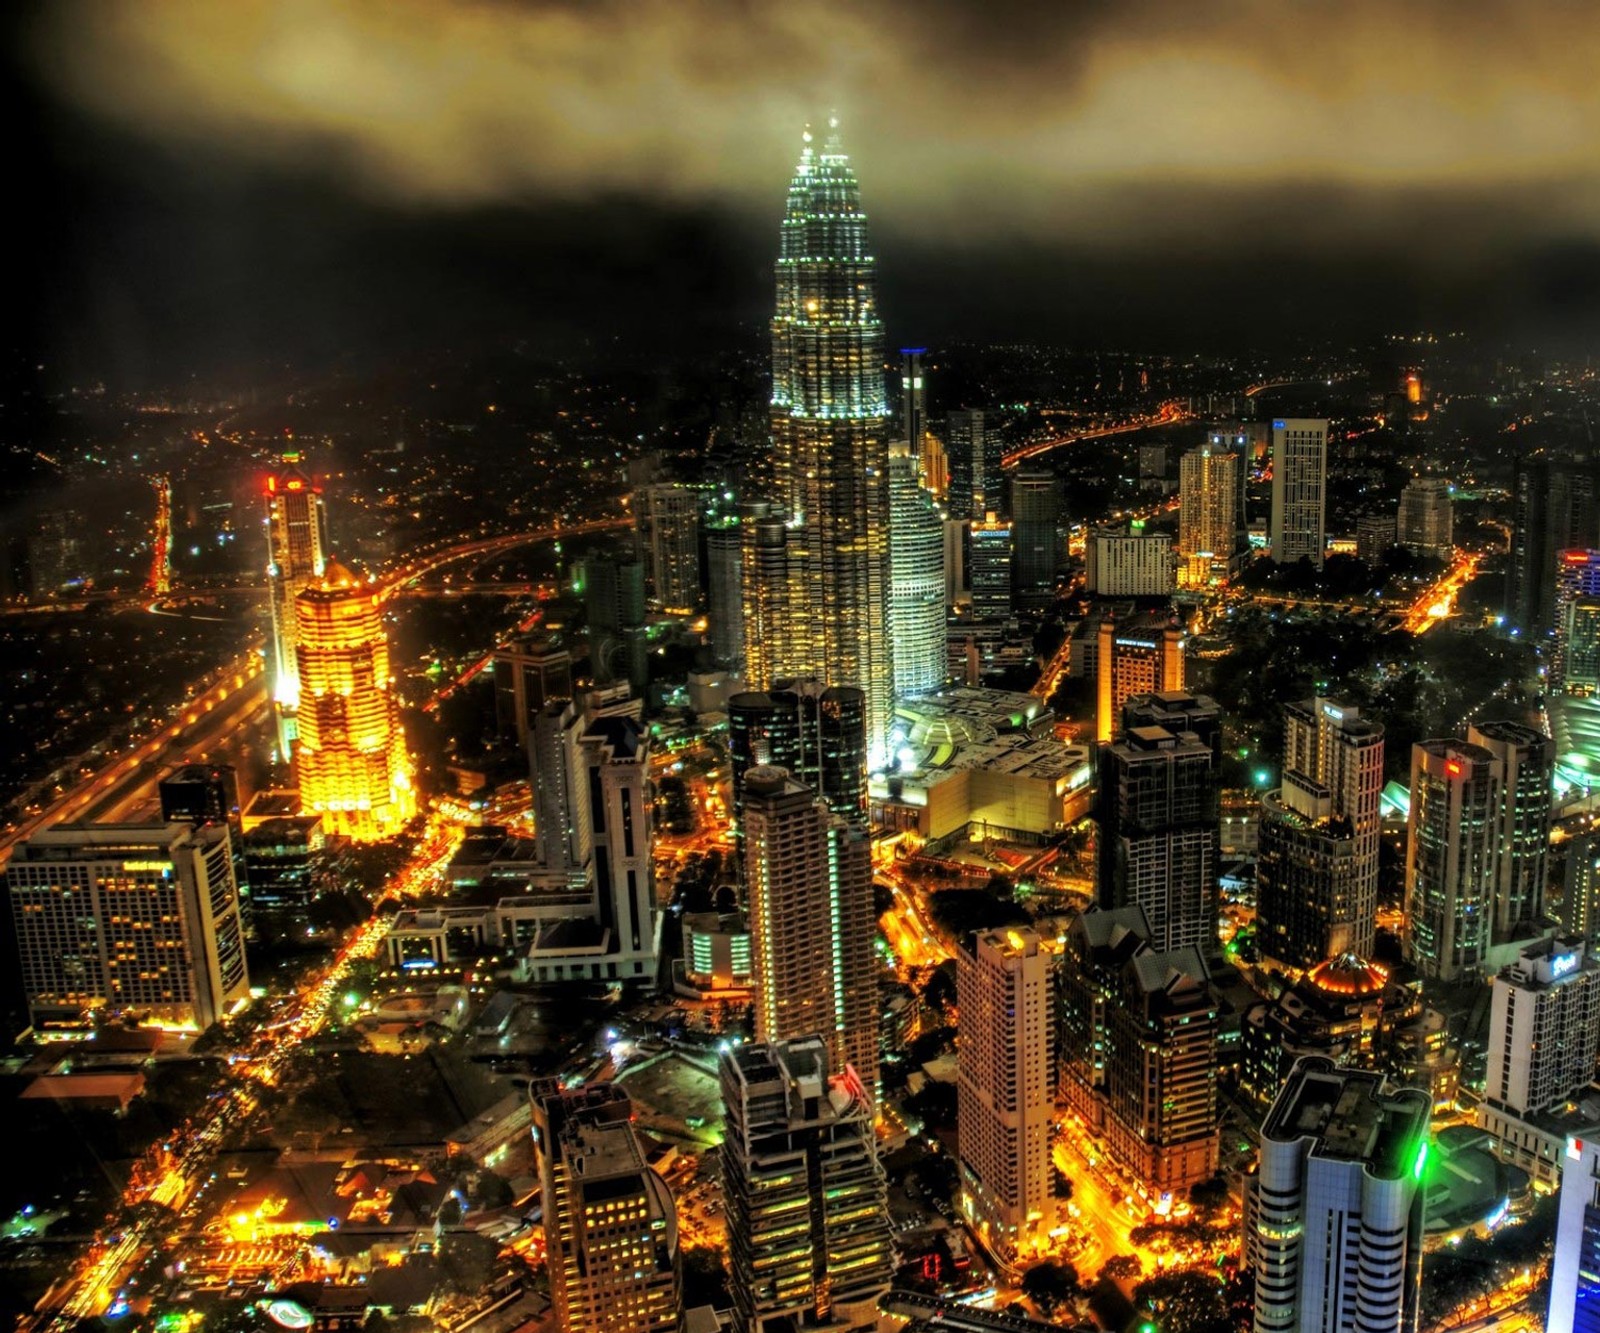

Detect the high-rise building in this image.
[728,681,868,829]
[1121,691,1223,764]
[531,699,589,877]
[1085,525,1175,597]
[1095,722,1219,954]
[1356,512,1397,565]
[945,409,1003,522]
[579,716,660,978]
[759,121,895,762]
[901,348,928,458]
[740,508,791,694]
[1246,1058,1428,1333]
[1481,937,1600,1126]
[533,1083,682,1333]
[1008,470,1060,607]
[741,766,877,1091]
[1258,698,1384,969]
[263,454,329,754]
[1555,551,1600,690]
[888,447,947,696]
[492,637,573,747]
[1397,476,1453,561]
[1548,1133,1600,1333]
[1506,454,1600,636]
[1564,597,1600,697]
[1094,614,1184,743]
[1468,720,1552,942]
[1564,831,1600,948]
[719,1037,893,1333]
[585,553,649,695]
[1105,943,1219,1195]
[968,513,1014,620]
[705,518,746,671]
[1058,905,1156,1130]
[6,822,249,1031]
[294,560,415,842]
[243,816,324,915]
[160,763,249,922]
[634,483,702,613]
[1405,739,1500,981]
[1268,418,1328,570]
[957,927,1058,1275]
[1178,439,1242,587]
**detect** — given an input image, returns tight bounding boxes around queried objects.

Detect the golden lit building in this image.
[294,560,415,841]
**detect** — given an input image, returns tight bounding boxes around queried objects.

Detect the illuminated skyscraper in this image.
[705,518,745,670]
[888,448,947,696]
[945,409,1003,521]
[968,513,1014,620]
[755,121,894,762]
[1554,550,1600,690]
[634,483,702,613]
[1405,739,1499,981]
[900,348,928,457]
[1397,476,1453,561]
[264,455,328,754]
[1008,469,1060,606]
[1549,1134,1600,1333]
[1269,418,1328,570]
[533,1083,682,1333]
[741,766,876,1091]
[720,1037,893,1333]
[1178,439,1242,587]
[1468,720,1552,943]
[294,560,415,842]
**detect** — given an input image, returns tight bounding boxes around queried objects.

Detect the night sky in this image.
[10,0,1600,388]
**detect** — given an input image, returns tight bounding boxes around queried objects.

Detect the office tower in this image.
[579,716,659,978]
[740,508,791,693]
[968,513,1014,619]
[1554,551,1600,689]
[1008,469,1060,606]
[1564,597,1600,696]
[263,454,329,754]
[946,409,1003,521]
[1405,739,1500,981]
[957,927,1059,1274]
[888,447,947,696]
[1268,417,1328,570]
[6,822,249,1031]
[1468,720,1552,942]
[727,680,868,827]
[1506,454,1600,635]
[1356,512,1397,565]
[243,816,324,914]
[1565,831,1600,947]
[705,518,746,670]
[901,348,927,457]
[1178,440,1241,587]
[1121,691,1223,764]
[1059,905,1156,1129]
[741,767,877,1090]
[1396,476,1453,561]
[1094,614,1184,743]
[1084,525,1175,597]
[1258,698,1384,968]
[294,561,416,842]
[1548,1134,1600,1333]
[942,516,967,605]
[1095,723,1219,954]
[492,637,573,746]
[719,1038,893,1333]
[763,121,894,763]
[1105,943,1219,1194]
[1247,1058,1428,1333]
[533,1084,682,1333]
[635,482,702,613]
[585,552,649,694]
[1481,938,1600,1129]
[531,700,589,875]
[160,763,249,919]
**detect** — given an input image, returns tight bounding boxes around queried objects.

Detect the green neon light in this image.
[1412,1141,1428,1181]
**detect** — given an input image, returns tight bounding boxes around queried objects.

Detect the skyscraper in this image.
[6,822,250,1031]
[727,680,868,828]
[294,560,416,842]
[900,347,928,457]
[1506,454,1600,636]
[1269,417,1328,570]
[888,447,947,696]
[1085,524,1175,597]
[1094,614,1185,742]
[705,518,745,671]
[1259,698,1385,968]
[492,636,572,747]
[741,766,877,1090]
[719,1038,893,1333]
[945,409,1003,521]
[968,513,1014,620]
[1548,1133,1600,1333]
[1468,720,1552,942]
[1405,739,1499,981]
[264,454,328,754]
[1396,476,1453,561]
[160,763,249,922]
[1564,597,1600,696]
[1095,721,1219,954]
[634,482,702,613]
[1178,439,1242,587]
[1247,1058,1428,1333]
[1008,469,1060,606]
[533,1083,682,1333]
[957,927,1058,1275]
[758,121,895,762]
[1554,550,1600,690]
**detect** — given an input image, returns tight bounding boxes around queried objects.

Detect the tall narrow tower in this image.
[264,455,328,755]
[759,120,894,763]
